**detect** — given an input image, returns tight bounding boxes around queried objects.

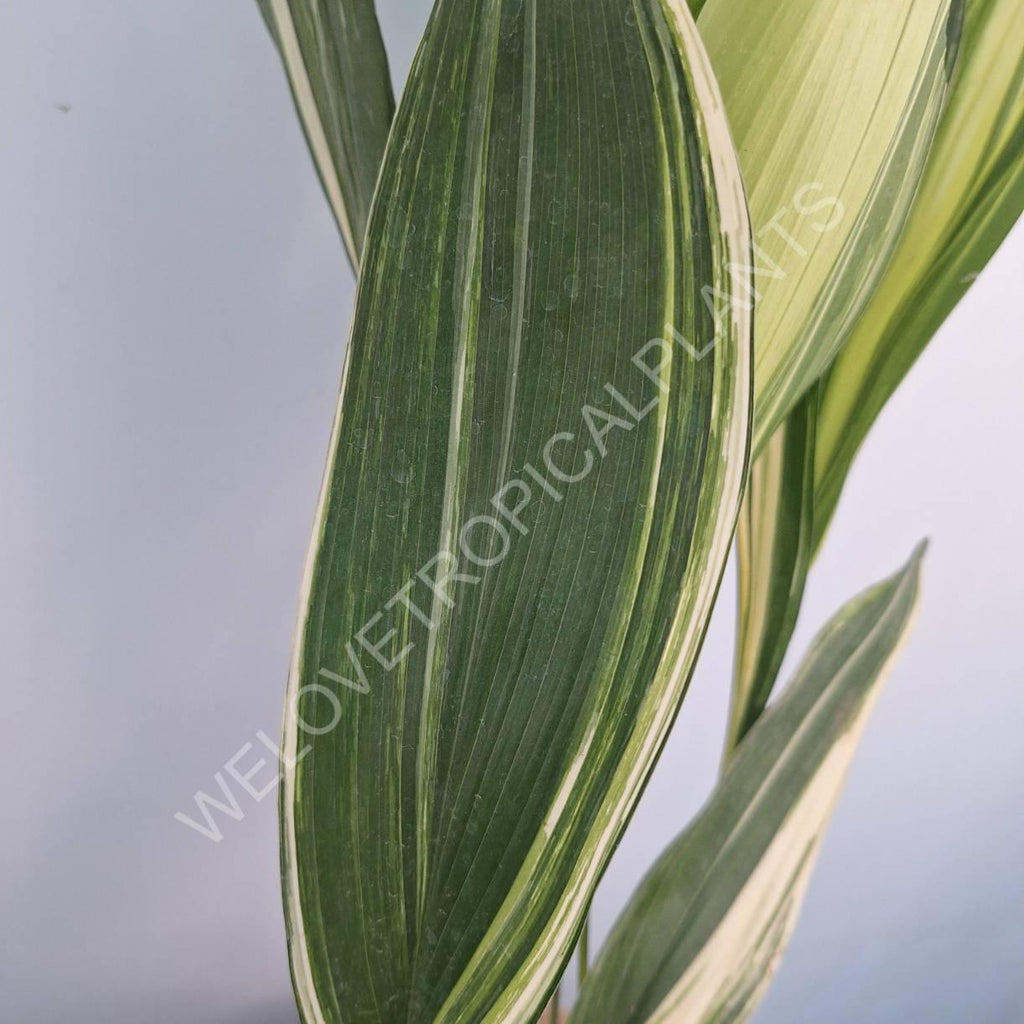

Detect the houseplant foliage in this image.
[727,0,1024,757]
[256,0,1023,1020]
[571,545,926,1023]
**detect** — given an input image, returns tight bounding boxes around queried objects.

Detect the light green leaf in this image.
[697,0,961,454]
[813,0,1024,549]
[711,0,961,757]
[724,386,817,759]
[257,0,395,270]
[571,544,926,1024]
[280,2,753,1022]
[722,0,1020,758]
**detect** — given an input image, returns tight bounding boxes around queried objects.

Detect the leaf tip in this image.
[909,536,930,565]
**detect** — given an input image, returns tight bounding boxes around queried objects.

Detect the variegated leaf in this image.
[813,0,1024,549]
[281,2,752,1022]
[257,0,395,269]
[726,1,1021,754]
[697,0,961,454]
[571,544,926,1024]
[712,0,962,754]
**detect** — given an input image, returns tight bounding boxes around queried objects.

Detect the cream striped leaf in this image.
[571,544,926,1024]
[727,0,1021,755]
[257,0,395,269]
[280,1,752,1021]
[713,0,961,757]
[697,0,961,455]
[813,0,1024,549]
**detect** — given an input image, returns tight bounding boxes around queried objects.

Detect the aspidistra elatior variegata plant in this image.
[251,0,1024,1020]
[276,1,752,1021]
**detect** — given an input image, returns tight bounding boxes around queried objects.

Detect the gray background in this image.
[2,2,1021,1021]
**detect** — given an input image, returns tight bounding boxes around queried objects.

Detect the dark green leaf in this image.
[279,1,753,1021]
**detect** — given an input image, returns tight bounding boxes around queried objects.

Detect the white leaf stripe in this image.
[414,0,502,937]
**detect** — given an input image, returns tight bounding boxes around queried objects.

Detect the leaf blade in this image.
[258,0,395,269]
[712,0,962,757]
[571,544,926,1024]
[280,1,753,1021]
[697,0,960,453]
[812,0,1024,549]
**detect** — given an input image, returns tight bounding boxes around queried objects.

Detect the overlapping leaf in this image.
[709,0,960,749]
[279,2,753,1021]
[571,545,925,1024]
[697,0,961,454]
[725,0,1021,753]
[257,0,395,269]
[813,0,1024,549]
[724,388,817,758]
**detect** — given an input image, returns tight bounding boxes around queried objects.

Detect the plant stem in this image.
[578,914,589,984]
[549,983,561,1023]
